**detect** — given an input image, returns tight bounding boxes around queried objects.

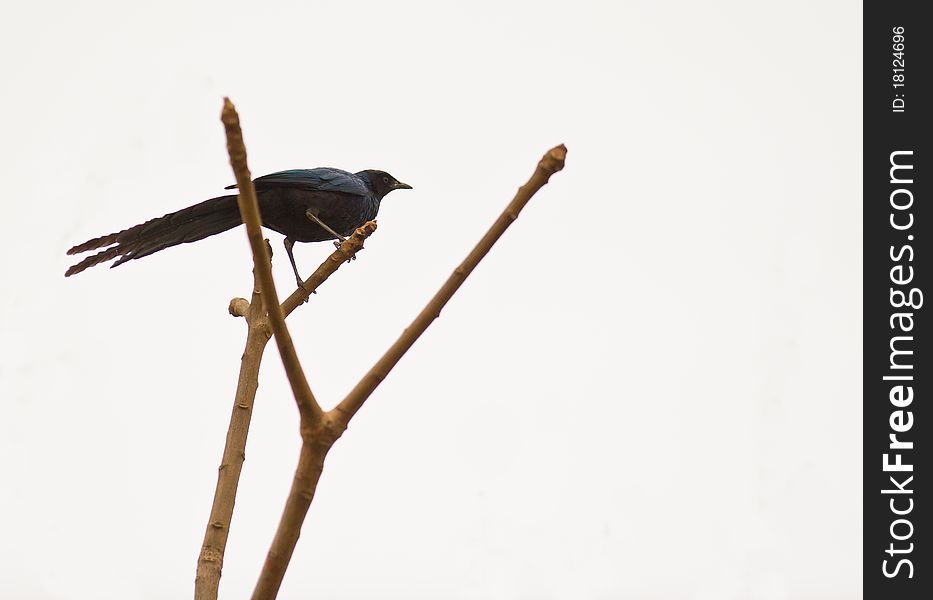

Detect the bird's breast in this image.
[257,188,380,243]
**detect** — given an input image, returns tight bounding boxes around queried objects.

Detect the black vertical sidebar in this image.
[864,3,930,598]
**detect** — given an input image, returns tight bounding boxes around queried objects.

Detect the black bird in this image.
[65,168,412,284]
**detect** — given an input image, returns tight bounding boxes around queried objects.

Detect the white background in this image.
[0,1,861,598]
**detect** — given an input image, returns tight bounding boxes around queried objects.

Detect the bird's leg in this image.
[304,208,346,249]
[283,238,309,290]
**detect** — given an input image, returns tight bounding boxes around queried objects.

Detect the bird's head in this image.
[357,170,412,200]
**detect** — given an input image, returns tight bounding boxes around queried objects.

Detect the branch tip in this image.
[537,144,567,180]
[229,298,250,317]
[221,97,237,125]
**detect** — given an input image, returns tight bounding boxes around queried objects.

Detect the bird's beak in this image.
[394,181,413,190]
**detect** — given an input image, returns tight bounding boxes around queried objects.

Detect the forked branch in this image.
[251,143,567,599]
[196,99,378,600]
[194,225,376,600]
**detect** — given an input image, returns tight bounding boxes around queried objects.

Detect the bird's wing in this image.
[225,168,370,196]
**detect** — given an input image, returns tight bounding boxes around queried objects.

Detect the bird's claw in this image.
[296,280,317,303]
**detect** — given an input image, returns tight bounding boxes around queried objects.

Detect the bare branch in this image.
[250,428,335,600]
[281,220,378,318]
[221,97,322,422]
[195,266,268,600]
[332,144,567,424]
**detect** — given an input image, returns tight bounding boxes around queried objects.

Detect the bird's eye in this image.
[382,176,389,183]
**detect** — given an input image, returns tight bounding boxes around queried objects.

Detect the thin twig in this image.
[251,144,567,599]
[281,221,378,318]
[221,97,322,422]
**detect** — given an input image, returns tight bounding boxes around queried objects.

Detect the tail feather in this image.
[67,232,122,255]
[65,195,242,276]
[65,246,125,277]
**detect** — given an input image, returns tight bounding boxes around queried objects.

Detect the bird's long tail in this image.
[65,195,242,276]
